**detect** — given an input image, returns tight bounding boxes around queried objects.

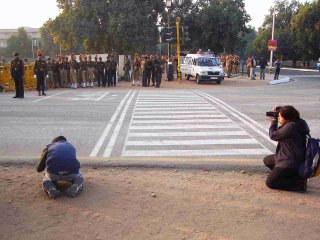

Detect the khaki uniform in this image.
[86,60,95,87]
[69,59,79,88]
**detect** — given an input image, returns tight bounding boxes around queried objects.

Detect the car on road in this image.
[181,53,224,84]
[317,58,320,71]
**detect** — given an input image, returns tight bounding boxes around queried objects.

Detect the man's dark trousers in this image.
[263,154,304,191]
[37,73,45,94]
[13,75,24,98]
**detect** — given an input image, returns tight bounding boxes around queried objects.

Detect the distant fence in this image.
[281,60,318,69]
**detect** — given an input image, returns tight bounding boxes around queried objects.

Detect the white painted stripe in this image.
[138,98,200,100]
[128,131,247,137]
[89,91,132,157]
[137,101,206,104]
[127,139,258,146]
[134,111,221,115]
[94,92,109,101]
[103,91,136,157]
[133,114,224,119]
[194,90,276,146]
[123,149,271,157]
[33,90,70,103]
[135,107,217,110]
[132,119,232,124]
[130,124,238,130]
[135,104,211,107]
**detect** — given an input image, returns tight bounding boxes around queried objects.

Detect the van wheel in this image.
[196,75,201,84]
[186,74,190,80]
[217,80,221,85]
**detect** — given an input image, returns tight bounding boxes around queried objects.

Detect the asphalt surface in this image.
[0,69,319,167]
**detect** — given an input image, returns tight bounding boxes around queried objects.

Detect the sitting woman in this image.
[264,105,310,192]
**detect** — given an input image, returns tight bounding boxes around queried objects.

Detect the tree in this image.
[5,28,33,59]
[253,0,302,65]
[291,0,320,61]
[47,0,165,54]
[40,21,61,56]
[187,0,250,53]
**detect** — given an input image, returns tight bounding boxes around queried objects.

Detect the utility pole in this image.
[269,8,275,74]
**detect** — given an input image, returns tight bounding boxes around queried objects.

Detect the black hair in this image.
[280,106,300,122]
[52,136,67,143]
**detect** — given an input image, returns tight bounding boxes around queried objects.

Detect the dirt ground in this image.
[1,165,320,240]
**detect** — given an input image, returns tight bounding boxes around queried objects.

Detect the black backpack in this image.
[299,134,320,178]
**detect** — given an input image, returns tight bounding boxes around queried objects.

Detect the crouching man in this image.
[36,136,83,199]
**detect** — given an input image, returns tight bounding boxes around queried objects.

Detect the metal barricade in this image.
[0,63,37,91]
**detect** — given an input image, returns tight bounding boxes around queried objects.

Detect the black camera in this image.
[266,111,279,118]
[266,106,281,118]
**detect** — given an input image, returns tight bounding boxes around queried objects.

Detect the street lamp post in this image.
[166,0,172,58]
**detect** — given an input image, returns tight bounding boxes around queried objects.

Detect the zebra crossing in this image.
[121,90,271,157]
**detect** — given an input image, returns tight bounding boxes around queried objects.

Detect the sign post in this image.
[176,17,181,83]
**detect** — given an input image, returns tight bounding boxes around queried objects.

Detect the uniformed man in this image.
[110,56,117,87]
[52,57,61,88]
[144,55,152,87]
[46,58,54,89]
[10,52,25,98]
[59,56,68,88]
[96,57,105,87]
[153,55,162,88]
[69,53,79,89]
[105,56,112,87]
[34,50,48,96]
[86,55,95,87]
[79,54,87,88]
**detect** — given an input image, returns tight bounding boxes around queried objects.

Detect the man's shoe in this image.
[38,92,41,96]
[65,183,83,198]
[13,96,18,98]
[47,187,61,199]
[298,180,307,193]
[42,93,46,96]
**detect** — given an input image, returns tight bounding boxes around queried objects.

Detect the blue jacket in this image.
[37,140,80,174]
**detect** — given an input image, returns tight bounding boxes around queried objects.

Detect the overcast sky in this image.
[0,0,309,30]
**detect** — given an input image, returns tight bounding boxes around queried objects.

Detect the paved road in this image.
[0,69,319,164]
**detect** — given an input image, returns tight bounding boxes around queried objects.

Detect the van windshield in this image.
[197,58,218,66]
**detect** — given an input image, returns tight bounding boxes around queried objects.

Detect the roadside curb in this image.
[0,156,266,172]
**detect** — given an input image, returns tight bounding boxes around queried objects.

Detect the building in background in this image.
[0,27,40,48]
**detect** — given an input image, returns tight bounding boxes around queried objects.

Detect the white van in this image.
[181,53,224,84]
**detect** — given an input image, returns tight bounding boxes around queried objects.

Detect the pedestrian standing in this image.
[105,56,112,87]
[110,56,117,87]
[246,56,251,77]
[59,56,68,88]
[259,56,268,80]
[96,57,105,87]
[132,54,141,86]
[34,50,48,96]
[154,56,162,88]
[69,53,79,89]
[10,52,24,98]
[274,59,281,80]
[79,55,87,88]
[46,58,54,88]
[87,55,95,87]
[144,55,152,87]
[250,56,256,80]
